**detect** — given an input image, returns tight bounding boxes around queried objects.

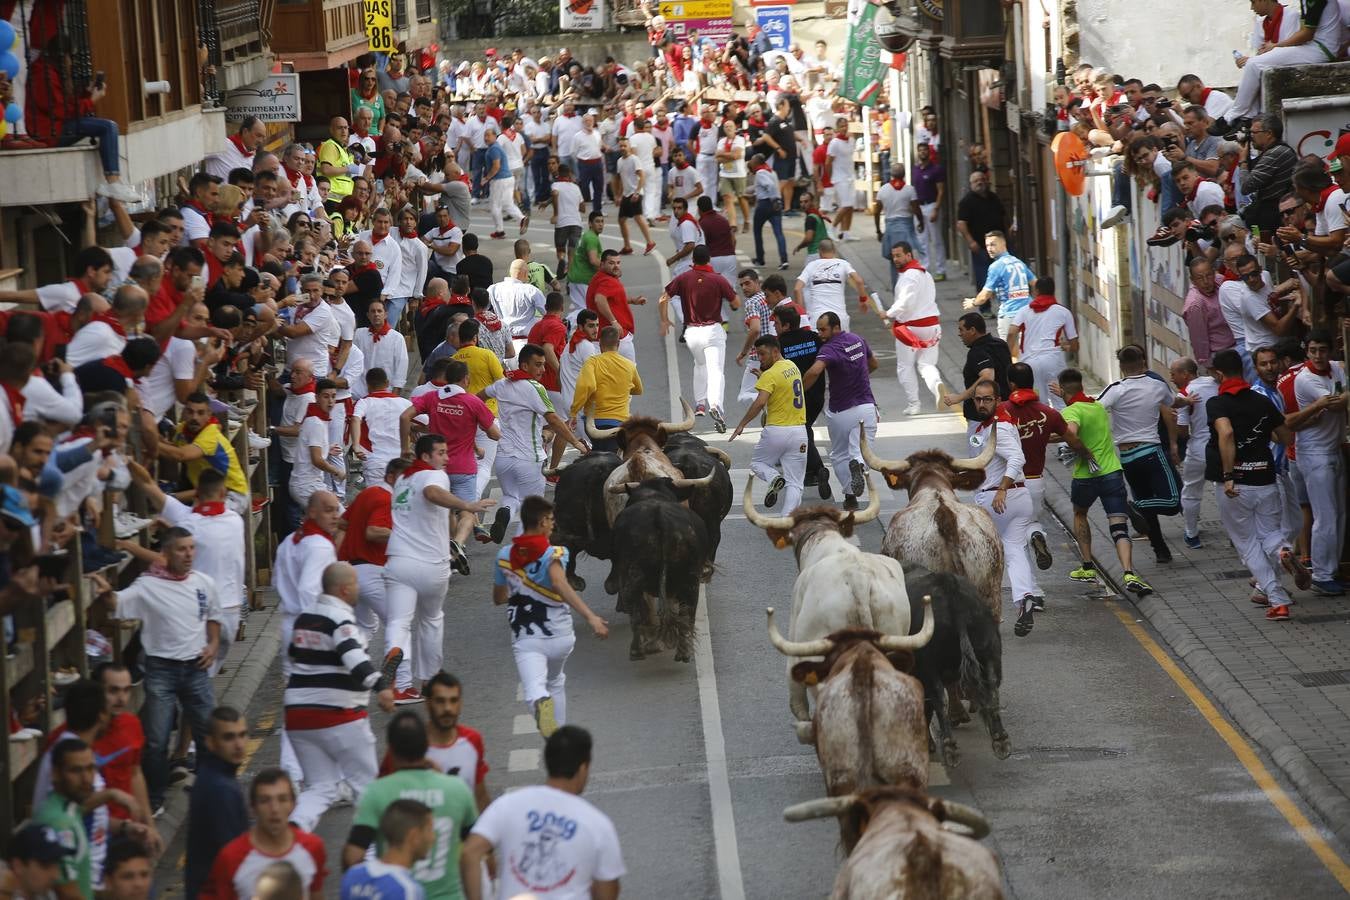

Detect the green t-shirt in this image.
[526,260,555,293]
[804,213,828,253]
[34,792,91,898]
[1061,399,1122,479]
[353,769,478,900]
[569,230,602,285]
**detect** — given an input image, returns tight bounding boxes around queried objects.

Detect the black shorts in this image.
[773,154,796,181]
[554,224,582,253]
[619,196,644,219]
[1070,469,1129,516]
[1120,443,1181,515]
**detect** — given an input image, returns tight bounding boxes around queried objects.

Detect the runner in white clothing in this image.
[1011,277,1079,409]
[1291,333,1348,594]
[877,242,941,414]
[793,240,878,334]
[353,299,409,392]
[350,368,413,489]
[1168,358,1217,549]
[560,310,602,421]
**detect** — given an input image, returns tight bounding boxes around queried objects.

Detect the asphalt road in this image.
[159,221,1350,899]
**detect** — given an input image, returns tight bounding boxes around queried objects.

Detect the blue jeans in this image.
[753,199,787,264]
[1159,176,1183,215]
[577,158,604,216]
[530,148,551,205]
[470,148,488,198]
[385,297,411,329]
[61,117,121,175]
[448,472,478,501]
[882,216,919,261]
[1111,161,1131,214]
[140,656,215,808]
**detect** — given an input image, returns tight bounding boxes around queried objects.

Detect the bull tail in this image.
[958,626,983,702]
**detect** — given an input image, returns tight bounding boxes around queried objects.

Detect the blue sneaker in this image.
[1311,579,1346,597]
[1183,533,1203,550]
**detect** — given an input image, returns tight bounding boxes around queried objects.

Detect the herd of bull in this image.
[547,403,1013,898]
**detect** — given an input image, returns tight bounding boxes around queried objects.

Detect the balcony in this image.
[271,0,369,71]
[200,0,273,95]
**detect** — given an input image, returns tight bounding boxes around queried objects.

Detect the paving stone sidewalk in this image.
[840,240,1350,844]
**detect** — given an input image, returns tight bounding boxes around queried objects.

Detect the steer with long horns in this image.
[784,787,1003,898]
[590,400,699,528]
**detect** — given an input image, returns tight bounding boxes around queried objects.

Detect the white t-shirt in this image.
[160,497,247,609]
[427,224,465,272]
[388,467,452,563]
[352,392,413,463]
[552,115,583,158]
[466,116,489,150]
[1176,375,1218,453]
[717,135,747,179]
[1293,361,1347,455]
[797,257,857,321]
[489,278,548,338]
[695,123,720,156]
[1315,187,1348,236]
[484,377,554,462]
[561,339,600,403]
[553,182,584,228]
[524,118,552,149]
[1012,303,1078,359]
[279,386,314,463]
[181,205,212,244]
[1186,180,1225,215]
[291,414,331,501]
[1097,373,1174,446]
[1308,0,1344,52]
[65,320,126,368]
[1216,279,1252,348]
[357,232,405,292]
[34,280,84,314]
[115,570,223,660]
[501,132,527,170]
[470,785,625,900]
[331,299,358,344]
[877,181,916,218]
[1229,279,1281,353]
[287,303,341,377]
[355,327,410,392]
[667,165,703,201]
[572,129,603,161]
[334,344,364,401]
[140,336,198,419]
[617,155,643,197]
[827,137,854,187]
[628,131,659,169]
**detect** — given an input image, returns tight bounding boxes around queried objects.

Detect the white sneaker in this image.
[841,232,860,242]
[902,405,920,416]
[1100,205,1129,229]
[247,431,272,450]
[114,512,154,539]
[97,182,141,203]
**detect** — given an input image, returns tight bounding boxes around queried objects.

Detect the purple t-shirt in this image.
[912,161,946,204]
[817,331,875,412]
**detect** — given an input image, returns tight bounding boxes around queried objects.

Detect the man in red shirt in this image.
[586,250,648,362]
[92,664,158,839]
[339,457,409,634]
[201,770,327,900]
[659,246,739,430]
[147,246,207,343]
[527,292,570,471]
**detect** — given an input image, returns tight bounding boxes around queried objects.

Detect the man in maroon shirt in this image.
[659,246,739,430]
[697,196,739,288]
[528,291,570,470]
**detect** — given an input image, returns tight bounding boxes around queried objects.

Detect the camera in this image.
[1185,221,1215,242]
[1224,128,1248,143]
[1160,135,1180,150]
[1155,98,1173,109]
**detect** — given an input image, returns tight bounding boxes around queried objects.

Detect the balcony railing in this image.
[416,0,433,23]
[199,0,267,103]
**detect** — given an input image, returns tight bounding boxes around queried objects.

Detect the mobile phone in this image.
[93,70,106,89]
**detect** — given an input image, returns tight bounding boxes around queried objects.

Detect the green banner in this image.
[841,1,885,107]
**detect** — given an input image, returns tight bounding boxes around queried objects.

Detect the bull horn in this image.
[859,426,909,474]
[935,800,990,840]
[661,398,696,434]
[586,419,621,441]
[852,476,882,524]
[783,795,858,823]
[606,481,641,494]
[950,429,998,471]
[743,476,795,531]
[671,470,716,489]
[879,594,935,651]
[706,446,733,468]
[766,606,834,657]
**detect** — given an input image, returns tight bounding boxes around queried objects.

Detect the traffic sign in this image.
[755,6,792,51]
[659,0,732,19]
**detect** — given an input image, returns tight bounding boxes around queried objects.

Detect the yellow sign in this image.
[659,0,733,18]
[364,0,396,53]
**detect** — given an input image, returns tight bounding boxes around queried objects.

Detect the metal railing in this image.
[395,0,409,30]
[416,0,433,23]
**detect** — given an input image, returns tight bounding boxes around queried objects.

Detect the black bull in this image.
[551,434,731,592]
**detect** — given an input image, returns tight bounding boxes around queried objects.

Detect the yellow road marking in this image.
[1105,600,1350,892]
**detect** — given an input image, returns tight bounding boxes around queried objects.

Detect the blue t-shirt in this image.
[341,859,425,900]
[983,253,1035,317]
[494,544,575,641]
[486,143,512,180]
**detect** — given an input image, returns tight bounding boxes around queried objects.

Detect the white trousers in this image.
[824,403,878,499]
[1215,481,1291,606]
[1180,444,1208,538]
[567,283,588,319]
[1230,42,1333,120]
[918,202,945,275]
[893,336,941,412]
[618,332,636,363]
[640,166,662,220]
[490,176,525,232]
[711,255,738,285]
[289,717,379,831]
[362,452,399,487]
[513,633,576,725]
[1276,468,1301,547]
[696,155,719,200]
[1026,476,1045,536]
[474,435,499,500]
[353,563,388,638]
[497,454,547,539]
[383,556,451,691]
[327,404,347,497]
[751,424,807,513]
[1299,450,1345,582]
[1023,350,1067,410]
[684,323,727,412]
[975,486,1039,603]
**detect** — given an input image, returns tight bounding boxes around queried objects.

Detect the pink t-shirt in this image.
[412,384,496,475]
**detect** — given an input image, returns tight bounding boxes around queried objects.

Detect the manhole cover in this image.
[1013,746,1127,762]
[1291,669,1350,688]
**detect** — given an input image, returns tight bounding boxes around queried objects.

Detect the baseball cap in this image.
[1332,132,1350,160]
[0,485,35,529]
[7,824,74,862]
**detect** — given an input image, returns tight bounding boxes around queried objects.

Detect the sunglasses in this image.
[1238,269,1263,280]
[1279,207,1301,216]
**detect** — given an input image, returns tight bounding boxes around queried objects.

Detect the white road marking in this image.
[512,714,535,735]
[508,748,542,772]
[515,683,524,702]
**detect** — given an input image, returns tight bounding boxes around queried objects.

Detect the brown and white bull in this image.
[588,400,702,526]
[744,476,918,727]
[859,429,1004,623]
[784,787,1003,899]
[766,606,934,851]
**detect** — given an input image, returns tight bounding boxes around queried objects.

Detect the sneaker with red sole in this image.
[489,231,507,239]
[1280,548,1312,591]
[381,648,404,683]
[1265,605,1291,621]
[643,241,656,255]
[393,687,424,705]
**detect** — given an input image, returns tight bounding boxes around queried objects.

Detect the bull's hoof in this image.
[641,638,666,656]
[949,705,971,727]
[943,739,961,768]
[991,734,1012,760]
[700,563,714,583]
[629,647,646,661]
[674,649,691,663]
[567,573,587,591]
[794,721,816,744]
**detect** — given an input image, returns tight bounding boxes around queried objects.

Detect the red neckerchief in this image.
[674,161,691,170]
[754,164,771,173]
[748,114,767,129]
[400,459,435,479]
[1313,184,1339,213]
[227,133,254,158]
[303,402,331,422]
[103,355,135,379]
[804,205,832,224]
[146,563,189,582]
[193,501,227,516]
[1218,376,1249,396]
[449,292,472,308]
[366,390,399,399]
[183,200,215,228]
[1199,87,1212,105]
[503,127,517,141]
[369,322,392,342]
[283,165,312,191]
[371,231,390,246]
[678,212,698,228]
[180,415,221,441]
[2,382,25,423]
[91,311,128,337]
[974,407,1014,432]
[692,264,715,273]
[1067,391,1096,404]
[1307,360,1332,376]
[505,369,535,382]
[1008,388,1039,405]
[889,177,906,190]
[354,125,371,138]
[477,311,503,332]
[286,380,314,396]
[509,533,551,569]
[1030,294,1057,312]
[568,330,593,352]
[295,298,324,322]
[1262,3,1285,43]
[292,518,334,545]
[348,262,377,277]
[899,259,925,274]
[420,295,447,312]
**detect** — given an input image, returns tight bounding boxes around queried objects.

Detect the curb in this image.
[1039,474,1350,846]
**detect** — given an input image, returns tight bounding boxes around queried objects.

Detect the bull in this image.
[784,788,1002,899]
[587,400,699,527]
[766,606,934,851]
[743,476,912,726]
[663,433,733,577]
[548,451,623,591]
[901,562,1010,764]
[608,477,710,662]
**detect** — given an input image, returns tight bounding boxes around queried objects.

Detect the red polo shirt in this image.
[527,313,568,392]
[586,272,635,337]
[338,485,394,566]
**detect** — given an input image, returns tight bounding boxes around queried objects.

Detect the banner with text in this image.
[840,0,884,107]
[224,73,302,123]
[560,0,605,30]
[364,0,395,53]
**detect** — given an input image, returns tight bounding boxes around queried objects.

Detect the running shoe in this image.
[1265,604,1291,621]
[1030,531,1053,570]
[694,403,707,417]
[817,466,832,500]
[764,476,786,508]
[1122,572,1153,595]
[842,494,858,511]
[474,524,493,543]
[1250,588,1270,606]
[393,687,424,705]
[848,459,865,497]
[1280,548,1312,591]
[1014,605,1034,637]
[709,407,726,434]
[449,539,471,576]
[1029,595,1046,612]
[381,648,404,684]
[1183,532,1202,550]
[1311,579,1346,597]
[489,508,511,544]
[535,696,559,738]
[1154,546,1173,565]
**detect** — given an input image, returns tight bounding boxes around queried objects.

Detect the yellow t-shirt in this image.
[318,139,354,199]
[756,359,807,427]
[454,345,506,413]
[570,351,644,420]
[174,421,249,497]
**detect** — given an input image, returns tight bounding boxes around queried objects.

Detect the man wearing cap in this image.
[2,823,72,897]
